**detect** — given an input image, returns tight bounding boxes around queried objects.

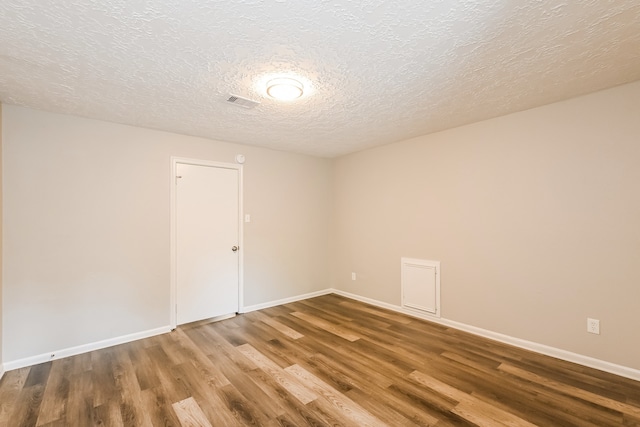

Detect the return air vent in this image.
[226,94,260,109]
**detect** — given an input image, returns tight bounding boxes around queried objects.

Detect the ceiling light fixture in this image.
[266,78,303,101]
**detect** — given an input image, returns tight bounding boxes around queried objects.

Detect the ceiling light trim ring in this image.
[266,78,304,101]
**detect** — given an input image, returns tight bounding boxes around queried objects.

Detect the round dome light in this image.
[266,78,303,101]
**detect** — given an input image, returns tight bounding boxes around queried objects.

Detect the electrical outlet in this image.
[587,318,600,335]
[351,272,356,280]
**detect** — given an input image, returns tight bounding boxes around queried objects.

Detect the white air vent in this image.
[401,258,440,317]
[226,94,260,109]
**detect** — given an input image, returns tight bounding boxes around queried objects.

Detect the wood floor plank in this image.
[222,369,285,422]
[140,386,181,427]
[0,367,30,425]
[338,299,413,325]
[36,359,70,426]
[24,363,52,389]
[190,325,257,373]
[1,293,639,426]
[170,362,238,426]
[91,348,119,408]
[344,386,435,426]
[499,363,640,418]
[290,311,361,342]
[145,345,191,404]
[230,322,305,369]
[68,352,92,376]
[218,382,269,425]
[291,299,357,325]
[172,397,213,427]
[237,344,318,405]
[250,310,305,340]
[409,370,539,427]
[285,364,384,426]
[384,380,462,425]
[37,419,69,427]
[438,351,608,426]
[243,366,330,427]
[148,331,190,366]
[126,341,159,392]
[304,352,357,393]
[8,384,45,427]
[171,328,232,388]
[92,400,124,427]
[64,371,93,427]
[242,328,314,370]
[112,345,153,427]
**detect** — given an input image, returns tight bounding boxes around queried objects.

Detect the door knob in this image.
[231,246,239,252]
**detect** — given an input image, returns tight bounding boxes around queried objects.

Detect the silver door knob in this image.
[231,246,239,252]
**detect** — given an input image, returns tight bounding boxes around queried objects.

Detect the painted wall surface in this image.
[0,103,3,372]
[332,81,640,370]
[2,106,331,362]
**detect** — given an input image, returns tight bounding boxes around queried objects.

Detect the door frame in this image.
[170,156,244,329]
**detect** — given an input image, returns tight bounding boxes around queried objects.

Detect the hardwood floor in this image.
[1,293,639,426]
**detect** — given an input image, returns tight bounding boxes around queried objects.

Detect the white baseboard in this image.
[0,365,4,381]
[241,289,334,313]
[330,289,640,382]
[3,326,172,372]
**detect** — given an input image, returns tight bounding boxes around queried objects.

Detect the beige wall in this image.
[0,103,3,373]
[2,106,332,362]
[332,81,640,370]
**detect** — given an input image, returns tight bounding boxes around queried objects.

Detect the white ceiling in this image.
[1,1,639,158]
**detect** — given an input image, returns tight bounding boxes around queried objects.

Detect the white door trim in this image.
[170,156,244,329]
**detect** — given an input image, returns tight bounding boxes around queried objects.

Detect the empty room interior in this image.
[1,1,640,426]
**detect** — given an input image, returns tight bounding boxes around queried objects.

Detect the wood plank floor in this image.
[1,294,639,426]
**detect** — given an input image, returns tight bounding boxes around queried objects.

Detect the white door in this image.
[176,162,240,325]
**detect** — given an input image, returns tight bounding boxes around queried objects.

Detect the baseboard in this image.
[0,365,5,381]
[3,325,172,372]
[241,289,334,313]
[330,289,640,382]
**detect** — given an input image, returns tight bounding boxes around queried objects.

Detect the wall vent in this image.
[226,94,260,109]
[401,258,441,317]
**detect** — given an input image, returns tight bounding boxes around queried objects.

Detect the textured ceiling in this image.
[1,1,639,157]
